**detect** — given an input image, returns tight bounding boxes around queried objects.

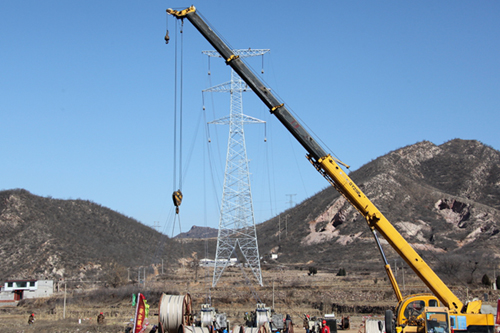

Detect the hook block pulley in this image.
[172,190,183,214]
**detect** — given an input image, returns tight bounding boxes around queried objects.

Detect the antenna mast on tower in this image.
[203,48,269,287]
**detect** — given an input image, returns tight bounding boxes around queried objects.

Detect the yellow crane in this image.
[167,6,495,333]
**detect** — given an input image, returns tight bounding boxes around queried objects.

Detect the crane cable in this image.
[170,17,183,229]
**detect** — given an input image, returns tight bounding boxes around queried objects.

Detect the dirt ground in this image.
[0,265,497,333]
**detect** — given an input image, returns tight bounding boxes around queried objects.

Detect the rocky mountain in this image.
[253,139,500,282]
[1,139,499,285]
[0,189,182,283]
[175,226,218,239]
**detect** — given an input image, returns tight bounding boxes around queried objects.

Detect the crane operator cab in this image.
[424,308,451,333]
[388,295,451,333]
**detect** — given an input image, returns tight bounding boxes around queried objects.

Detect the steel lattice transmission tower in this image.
[203,48,269,287]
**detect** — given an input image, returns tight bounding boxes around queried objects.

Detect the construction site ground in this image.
[0,265,497,333]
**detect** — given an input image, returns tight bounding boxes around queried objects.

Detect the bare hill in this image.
[0,189,181,283]
[253,139,500,283]
[175,225,218,239]
[1,139,499,285]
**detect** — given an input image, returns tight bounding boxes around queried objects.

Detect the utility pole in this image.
[493,266,497,290]
[63,282,67,319]
[278,216,281,242]
[286,194,296,209]
[403,266,405,291]
[272,280,275,309]
[285,215,290,238]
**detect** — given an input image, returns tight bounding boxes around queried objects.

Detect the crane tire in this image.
[385,310,394,333]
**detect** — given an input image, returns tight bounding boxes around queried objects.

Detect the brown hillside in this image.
[251,139,500,286]
[1,139,499,287]
[0,189,182,282]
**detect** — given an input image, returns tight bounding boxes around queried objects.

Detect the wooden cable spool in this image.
[244,328,260,333]
[179,325,211,333]
[158,294,193,333]
[232,326,244,333]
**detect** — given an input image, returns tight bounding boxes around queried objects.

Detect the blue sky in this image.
[1,1,499,236]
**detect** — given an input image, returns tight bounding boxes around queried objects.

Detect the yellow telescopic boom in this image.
[167,5,467,314]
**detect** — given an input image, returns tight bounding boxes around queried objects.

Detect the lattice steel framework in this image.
[203,49,269,287]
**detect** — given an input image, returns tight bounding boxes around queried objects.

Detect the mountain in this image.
[0,189,182,283]
[175,226,218,239]
[1,139,499,284]
[253,139,500,281]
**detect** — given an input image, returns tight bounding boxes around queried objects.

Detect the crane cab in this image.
[395,294,442,328]
[388,295,495,333]
[386,295,447,333]
[423,307,451,333]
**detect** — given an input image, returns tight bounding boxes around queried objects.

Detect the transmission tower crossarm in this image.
[202,81,232,93]
[209,114,265,125]
[203,49,270,58]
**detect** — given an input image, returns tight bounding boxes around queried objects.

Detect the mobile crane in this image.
[167,6,495,333]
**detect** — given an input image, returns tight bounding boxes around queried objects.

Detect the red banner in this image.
[134,293,146,333]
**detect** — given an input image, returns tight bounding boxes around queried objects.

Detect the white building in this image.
[199,258,238,267]
[0,280,53,306]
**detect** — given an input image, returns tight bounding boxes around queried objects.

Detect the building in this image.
[0,279,53,306]
[200,258,238,267]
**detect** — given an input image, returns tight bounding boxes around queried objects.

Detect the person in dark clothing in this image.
[28,313,35,325]
[303,314,310,333]
[97,312,105,324]
[285,314,292,333]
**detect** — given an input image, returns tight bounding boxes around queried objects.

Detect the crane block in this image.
[172,190,183,214]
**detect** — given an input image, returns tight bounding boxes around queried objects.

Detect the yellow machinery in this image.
[167,6,495,333]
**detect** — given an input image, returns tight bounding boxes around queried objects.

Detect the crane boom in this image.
[167,5,469,314]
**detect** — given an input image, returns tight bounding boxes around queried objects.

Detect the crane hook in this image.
[172,189,183,214]
[164,30,170,44]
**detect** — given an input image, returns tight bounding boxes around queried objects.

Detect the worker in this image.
[303,314,310,333]
[285,314,292,333]
[309,318,316,333]
[341,316,350,330]
[97,312,105,324]
[321,320,330,333]
[28,313,35,325]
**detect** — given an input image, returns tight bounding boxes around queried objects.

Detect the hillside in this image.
[1,139,499,286]
[253,139,500,283]
[0,189,182,283]
[175,225,218,239]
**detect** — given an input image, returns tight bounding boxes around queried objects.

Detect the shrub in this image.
[308,267,317,276]
[481,274,491,287]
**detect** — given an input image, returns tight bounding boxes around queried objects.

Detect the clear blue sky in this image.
[2,1,499,236]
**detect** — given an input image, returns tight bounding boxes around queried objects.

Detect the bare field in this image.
[0,266,497,333]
